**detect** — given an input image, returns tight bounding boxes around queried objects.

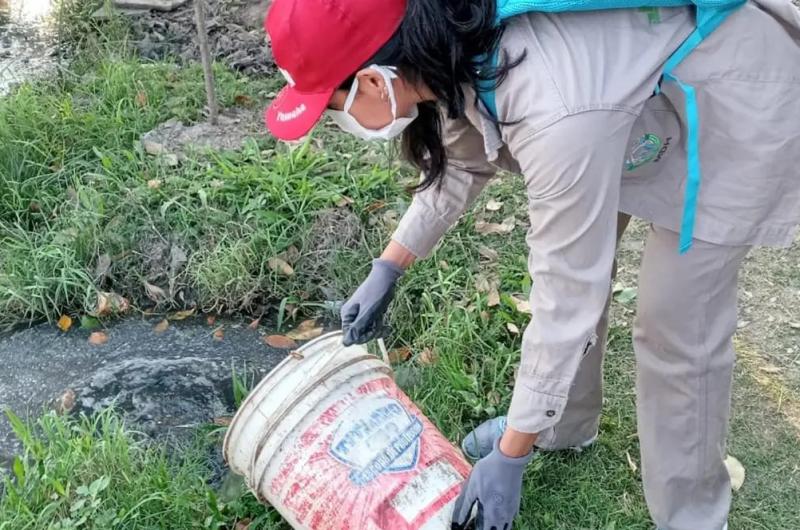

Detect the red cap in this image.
[264,0,407,140]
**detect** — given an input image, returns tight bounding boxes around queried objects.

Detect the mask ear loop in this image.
[371,65,399,119]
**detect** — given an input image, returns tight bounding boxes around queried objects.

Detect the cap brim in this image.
[265,85,333,141]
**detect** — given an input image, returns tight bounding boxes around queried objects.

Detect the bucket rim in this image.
[223,329,352,465]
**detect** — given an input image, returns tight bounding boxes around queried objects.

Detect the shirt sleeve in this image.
[391,114,497,259]
[505,110,637,434]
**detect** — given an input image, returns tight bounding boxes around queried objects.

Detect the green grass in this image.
[2,35,798,530]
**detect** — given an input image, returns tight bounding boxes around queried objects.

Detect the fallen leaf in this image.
[487,390,501,406]
[789,322,800,330]
[626,451,638,474]
[135,90,148,108]
[389,346,412,364]
[507,323,520,335]
[475,217,515,235]
[147,179,161,189]
[214,327,225,341]
[248,318,261,330]
[234,94,253,107]
[213,416,233,427]
[94,253,112,279]
[154,319,170,333]
[439,260,450,271]
[278,246,300,264]
[485,199,503,212]
[57,315,73,332]
[286,320,324,341]
[478,246,499,262]
[419,347,437,366]
[94,293,111,316]
[365,200,386,213]
[80,315,102,330]
[480,311,490,323]
[144,281,167,302]
[234,519,251,530]
[267,257,294,276]
[168,308,196,321]
[759,365,782,374]
[336,195,354,207]
[206,315,217,326]
[724,455,746,491]
[290,350,305,360]
[511,295,531,314]
[382,209,400,231]
[53,388,76,415]
[487,286,501,307]
[264,335,298,349]
[88,331,108,345]
[614,287,638,305]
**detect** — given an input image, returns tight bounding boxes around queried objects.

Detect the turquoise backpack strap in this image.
[657,1,745,253]
[478,0,745,253]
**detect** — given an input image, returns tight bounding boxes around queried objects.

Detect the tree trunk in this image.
[194,0,219,125]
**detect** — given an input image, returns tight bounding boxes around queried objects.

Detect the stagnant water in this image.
[0,0,56,94]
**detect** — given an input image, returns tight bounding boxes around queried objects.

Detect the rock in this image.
[114,0,189,11]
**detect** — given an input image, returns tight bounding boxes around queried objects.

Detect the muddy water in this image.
[0,0,56,94]
[0,317,289,472]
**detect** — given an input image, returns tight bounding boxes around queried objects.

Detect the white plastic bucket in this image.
[223,331,471,530]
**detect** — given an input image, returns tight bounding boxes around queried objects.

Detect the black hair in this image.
[339,0,523,192]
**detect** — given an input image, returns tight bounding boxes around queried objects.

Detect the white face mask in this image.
[327,65,418,141]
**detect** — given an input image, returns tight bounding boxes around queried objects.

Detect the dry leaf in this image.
[485,199,503,212]
[724,455,746,491]
[478,246,499,262]
[507,323,520,335]
[88,331,108,345]
[789,322,800,330]
[213,416,233,427]
[382,209,400,231]
[94,253,112,279]
[53,388,76,415]
[487,286,501,307]
[475,217,515,235]
[480,311,490,323]
[168,308,196,321]
[290,350,305,360]
[279,246,300,264]
[419,347,437,366]
[214,327,225,341]
[389,346,412,364]
[286,320,324,341]
[135,90,148,107]
[511,296,531,314]
[206,315,217,326]
[268,257,294,276]
[57,315,73,332]
[264,335,298,349]
[759,365,782,374]
[626,451,638,474]
[92,292,129,317]
[154,319,170,333]
[487,390,501,406]
[234,519,251,530]
[336,195,354,207]
[365,200,386,213]
[147,179,161,189]
[144,281,167,302]
[234,94,253,107]
[248,318,261,330]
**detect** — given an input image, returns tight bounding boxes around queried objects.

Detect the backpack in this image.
[479,0,747,253]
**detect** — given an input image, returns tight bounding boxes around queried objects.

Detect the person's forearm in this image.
[381,239,416,269]
[500,428,539,458]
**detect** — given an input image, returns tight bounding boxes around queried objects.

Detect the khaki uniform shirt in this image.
[391,1,800,433]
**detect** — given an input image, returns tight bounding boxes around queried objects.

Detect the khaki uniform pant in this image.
[536,215,750,530]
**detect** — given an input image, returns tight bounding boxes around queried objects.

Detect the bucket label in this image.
[329,397,423,486]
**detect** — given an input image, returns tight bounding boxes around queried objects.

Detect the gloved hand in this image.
[341,259,404,346]
[462,416,507,461]
[451,438,533,530]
